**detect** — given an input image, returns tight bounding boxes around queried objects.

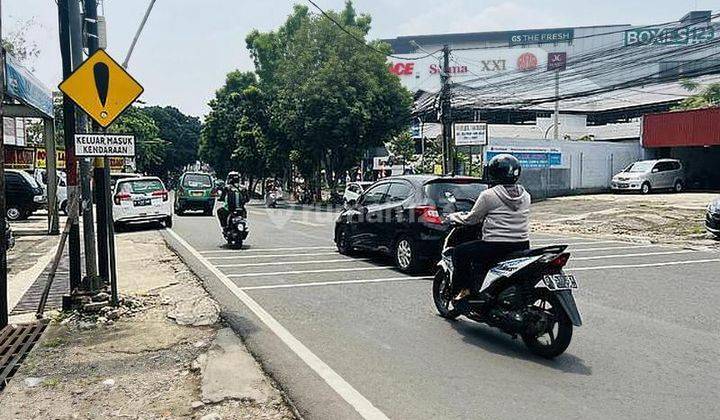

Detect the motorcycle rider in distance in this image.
[217,171,248,232]
[446,154,531,304]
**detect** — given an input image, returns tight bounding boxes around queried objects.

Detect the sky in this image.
[3,0,717,118]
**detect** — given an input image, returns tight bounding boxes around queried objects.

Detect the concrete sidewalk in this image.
[0,228,296,420]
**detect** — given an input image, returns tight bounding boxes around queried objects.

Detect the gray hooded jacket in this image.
[447,185,531,242]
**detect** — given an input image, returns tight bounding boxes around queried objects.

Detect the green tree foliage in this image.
[1,18,41,69]
[387,132,417,168]
[111,107,166,176]
[675,79,720,110]
[217,0,412,195]
[143,106,201,177]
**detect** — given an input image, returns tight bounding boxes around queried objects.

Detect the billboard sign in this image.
[625,25,717,46]
[509,29,574,46]
[547,52,567,71]
[485,145,562,168]
[454,123,488,146]
[4,53,54,118]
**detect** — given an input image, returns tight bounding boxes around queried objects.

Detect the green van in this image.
[175,172,216,215]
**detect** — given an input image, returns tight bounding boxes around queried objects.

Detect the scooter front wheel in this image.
[433,269,459,320]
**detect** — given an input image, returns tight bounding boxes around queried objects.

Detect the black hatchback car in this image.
[334,175,487,272]
[5,169,46,221]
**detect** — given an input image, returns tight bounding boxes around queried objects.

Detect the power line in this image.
[305,0,440,60]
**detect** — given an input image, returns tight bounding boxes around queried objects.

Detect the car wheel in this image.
[674,180,683,193]
[395,235,420,274]
[175,205,185,216]
[164,215,173,229]
[203,204,213,216]
[6,206,23,221]
[335,226,354,256]
[640,182,651,195]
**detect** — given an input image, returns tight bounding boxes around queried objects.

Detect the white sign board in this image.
[74,134,136,157]
[454,123,488,146]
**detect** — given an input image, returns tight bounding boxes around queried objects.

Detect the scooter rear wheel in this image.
[433,269,459,320]
[521,291,573,359]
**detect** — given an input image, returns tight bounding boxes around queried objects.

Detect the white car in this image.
[112,176,172,230]
[343,181,374,206]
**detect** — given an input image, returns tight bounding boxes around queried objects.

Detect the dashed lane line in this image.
[571,250,696,261]
[241,276,433,291]
[166,229,390,420]
[570,244,666,253]
[207,252,339,260]
[200,246,335,254]
[216,258,367,268]
[291,220,327,227]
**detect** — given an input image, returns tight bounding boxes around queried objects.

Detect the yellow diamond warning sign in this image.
[59,49,144,128]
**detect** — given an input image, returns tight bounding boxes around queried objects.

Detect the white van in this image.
[611,159,685,194]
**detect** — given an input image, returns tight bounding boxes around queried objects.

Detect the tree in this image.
[143,106,201,177]
[675,79,720,110]
[246,1,412,196]
[386,132,417,172]
[111,107,167,176]
[1,18,41,69]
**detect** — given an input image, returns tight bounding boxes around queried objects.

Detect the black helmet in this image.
[227,171,240,185]
[485,154,521,185]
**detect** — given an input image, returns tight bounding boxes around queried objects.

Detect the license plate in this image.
[191,191,204,197]
[618,183,628,188]
[133,198,151,207]
[542,274,578,291]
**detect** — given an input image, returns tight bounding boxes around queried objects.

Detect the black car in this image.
[334,175,487,273]
[4,169,46,221]
[706,197,720,238]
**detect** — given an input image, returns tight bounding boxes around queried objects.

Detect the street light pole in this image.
[123,0,157,69]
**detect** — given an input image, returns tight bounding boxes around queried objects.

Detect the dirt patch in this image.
[532,193,719,248]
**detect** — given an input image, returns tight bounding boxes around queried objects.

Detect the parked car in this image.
[342,181,375,207]
[4,169,46,221]
[31,169,68,215]
[706,197,720,238]
[112,176,172,230]
[175,172,216,215]
[334,175,487,273]
[611,159,685,194]
[109,172,142,190]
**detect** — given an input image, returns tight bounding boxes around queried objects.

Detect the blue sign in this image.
[4,52,54,118]
[486,150,562,169]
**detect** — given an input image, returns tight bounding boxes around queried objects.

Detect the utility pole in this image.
[440,45,454,175]
[553,69,560,140]
[58,0,83,290]
[84,0,109,283]
[69,0,98,282]
[0,0,9,329]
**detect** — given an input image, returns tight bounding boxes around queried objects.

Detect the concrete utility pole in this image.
[440,44,454,175]
[58,0,84,290]
[69,0,98,281]
[0,0,8,329]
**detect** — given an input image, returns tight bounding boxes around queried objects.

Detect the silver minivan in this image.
[611,159,685,194]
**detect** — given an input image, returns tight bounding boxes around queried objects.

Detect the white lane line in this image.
[228,266,391,278]
[567,258,720,272]
[292,220,326,227]
[570,244,664,253]
[216,258,365,268]
[166,229,389,420]
[572,250,696,261]
[536,240,630,246]
[200,246,335,254]
[207,252,338,260]
[241,276,433,291]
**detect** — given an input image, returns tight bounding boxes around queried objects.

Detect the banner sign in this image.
[4,52,54,118]
[547,52,567,71]
[35,149,67,169]
[625,26,717,46]
[454,123,488,146]
[485,146,562,169]
[509,29,574,46]
[74,134,135,157]
[3,117,16,145]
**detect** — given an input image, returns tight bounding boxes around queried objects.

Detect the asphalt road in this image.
[164,202,720,420]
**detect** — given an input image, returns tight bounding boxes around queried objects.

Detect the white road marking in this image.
[228,266,391,278]
[200,246,335,254]
[572,250,696,261]
[291,220,326,227]
[241,276,433,291]
[567,258,720,272]
[216,258,365,268]
[570,244,664,253]
[166,229,390,420]
[535,240,631,246]
[207,252,338,260]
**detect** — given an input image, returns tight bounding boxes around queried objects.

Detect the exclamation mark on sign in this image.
[93,62,110,119]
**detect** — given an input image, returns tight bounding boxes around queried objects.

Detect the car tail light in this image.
[415,205,443,225]
[114,193,131,205]
[152,190,169,201]
[547,253,570,268]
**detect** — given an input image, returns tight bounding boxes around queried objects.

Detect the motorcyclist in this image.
[446,154,531,302]
[217,171,248,230]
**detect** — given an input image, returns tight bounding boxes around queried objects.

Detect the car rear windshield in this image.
[183,174,212,188]
[424,181,487,213]
[119,179,164,194]
[625,162,654,173]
